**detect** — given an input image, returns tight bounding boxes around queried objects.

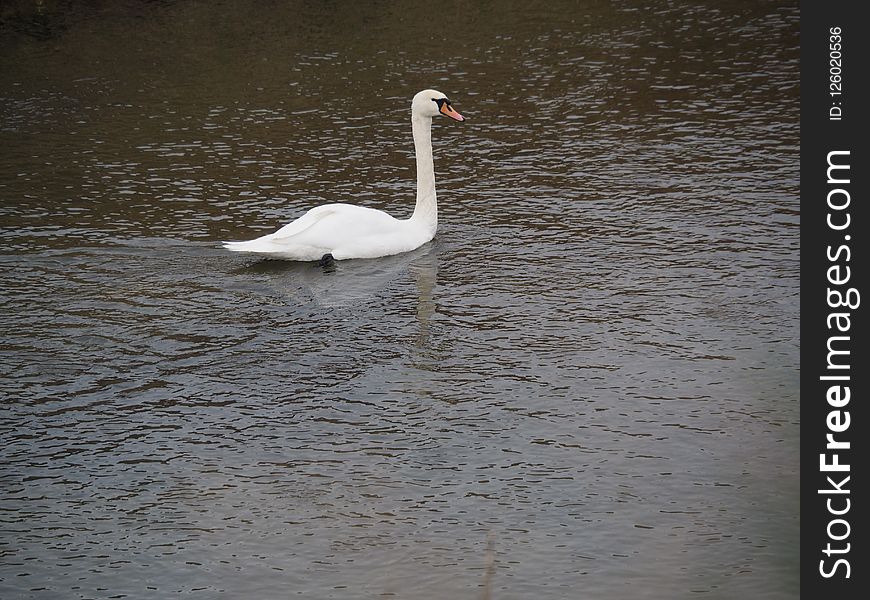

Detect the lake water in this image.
[1,1,800,598]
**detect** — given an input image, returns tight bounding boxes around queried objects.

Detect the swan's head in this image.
[412,89,465,122]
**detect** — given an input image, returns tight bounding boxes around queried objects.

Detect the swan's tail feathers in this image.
[221,239,289,256]
[221,239,324,262]
[222,240,261,253]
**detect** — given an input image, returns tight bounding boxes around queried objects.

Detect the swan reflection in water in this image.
[235,243,439,326]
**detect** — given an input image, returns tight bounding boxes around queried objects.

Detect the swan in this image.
[222,89,465,262]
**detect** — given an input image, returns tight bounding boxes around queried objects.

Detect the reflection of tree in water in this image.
[0,0,174,41]
[1,0,69,41]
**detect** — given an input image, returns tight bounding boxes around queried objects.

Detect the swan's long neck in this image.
[410,114,437,235]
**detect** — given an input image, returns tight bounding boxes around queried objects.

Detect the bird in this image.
[222,89,465,262]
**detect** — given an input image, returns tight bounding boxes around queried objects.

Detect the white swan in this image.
[222,89,465,261]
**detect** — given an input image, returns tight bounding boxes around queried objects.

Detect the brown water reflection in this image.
[1,1,799,598]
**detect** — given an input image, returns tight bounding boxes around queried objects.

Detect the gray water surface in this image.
[1,1,799,598]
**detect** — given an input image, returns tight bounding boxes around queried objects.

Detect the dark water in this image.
[1,1,799,598]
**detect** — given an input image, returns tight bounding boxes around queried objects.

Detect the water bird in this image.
[223,89,465,262]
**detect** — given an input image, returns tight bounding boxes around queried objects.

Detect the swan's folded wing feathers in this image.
[268,204,341,241]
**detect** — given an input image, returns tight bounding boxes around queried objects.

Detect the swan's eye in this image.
[432,98,449,109]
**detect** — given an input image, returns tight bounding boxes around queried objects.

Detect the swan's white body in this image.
[223,89,464,261]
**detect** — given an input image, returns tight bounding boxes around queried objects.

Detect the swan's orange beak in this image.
[440,103,465,122]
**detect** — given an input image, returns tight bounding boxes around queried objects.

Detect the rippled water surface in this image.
[1,1,799,598]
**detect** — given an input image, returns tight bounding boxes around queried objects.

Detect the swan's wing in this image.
[267,204,343,241]
[221,205,342,258]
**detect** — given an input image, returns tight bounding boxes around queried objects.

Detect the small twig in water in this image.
[481,531,496,600]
